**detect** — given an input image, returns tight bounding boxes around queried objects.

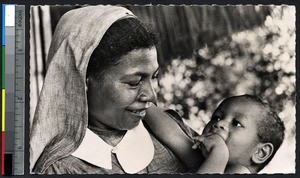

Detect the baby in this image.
[145,95,285,173]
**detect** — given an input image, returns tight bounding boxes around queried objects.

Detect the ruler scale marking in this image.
[14,5,25,175]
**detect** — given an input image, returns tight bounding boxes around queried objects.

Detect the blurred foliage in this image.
[156,6,295,138]
[127,5,271,66]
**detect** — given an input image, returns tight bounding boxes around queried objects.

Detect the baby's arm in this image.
[194,134,251,174]
[144,105,203,171]
[193,134,229,174]
[225,165,251,174]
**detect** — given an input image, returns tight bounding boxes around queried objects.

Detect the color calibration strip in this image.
[1,4,25,175]
[1,4,7,175]
[1,4,4,172]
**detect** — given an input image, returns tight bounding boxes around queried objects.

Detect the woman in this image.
[30,5,192,174]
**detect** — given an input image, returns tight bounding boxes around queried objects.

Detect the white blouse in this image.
[71,121,155,174]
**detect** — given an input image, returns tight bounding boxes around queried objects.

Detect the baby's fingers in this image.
[193,135,205,142]
[192,142,201,149]
[192,135,206,149]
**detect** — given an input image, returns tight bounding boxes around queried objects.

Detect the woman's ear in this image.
[252,143,274,164]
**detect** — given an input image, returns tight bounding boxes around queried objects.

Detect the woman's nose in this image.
[138,82,157,103]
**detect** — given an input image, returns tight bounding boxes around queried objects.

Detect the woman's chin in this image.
[122,120,142,130]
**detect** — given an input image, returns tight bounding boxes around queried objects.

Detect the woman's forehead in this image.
[115,48,158,68]
[98,48,158,78]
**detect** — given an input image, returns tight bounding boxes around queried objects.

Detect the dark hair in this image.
[229,95,285,171]
[86,18,157,79]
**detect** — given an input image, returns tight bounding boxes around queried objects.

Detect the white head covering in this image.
[30,5,136,173]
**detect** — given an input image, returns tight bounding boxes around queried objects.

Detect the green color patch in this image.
[2,46,5,88]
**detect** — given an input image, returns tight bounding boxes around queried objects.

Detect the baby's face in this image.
[202,97,265,167]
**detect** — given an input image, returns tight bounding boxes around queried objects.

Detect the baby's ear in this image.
[252,143,274,164]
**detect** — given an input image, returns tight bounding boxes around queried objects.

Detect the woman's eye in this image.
[127,80,141,87]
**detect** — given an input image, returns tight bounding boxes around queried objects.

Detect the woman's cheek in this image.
[111,85,139,105]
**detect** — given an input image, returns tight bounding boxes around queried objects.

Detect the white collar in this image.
[71,121,154,174]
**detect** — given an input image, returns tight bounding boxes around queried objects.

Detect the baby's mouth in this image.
[210,129,227,142]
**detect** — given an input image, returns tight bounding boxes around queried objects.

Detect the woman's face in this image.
[87,47,159,130]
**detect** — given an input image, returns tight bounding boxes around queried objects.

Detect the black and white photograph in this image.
[29,4,295,174]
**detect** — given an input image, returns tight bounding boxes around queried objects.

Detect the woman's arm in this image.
[144,105,203,171]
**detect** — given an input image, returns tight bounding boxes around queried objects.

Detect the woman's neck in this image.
[88,115,126,147]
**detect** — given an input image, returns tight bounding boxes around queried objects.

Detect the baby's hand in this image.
[192,133,229,160]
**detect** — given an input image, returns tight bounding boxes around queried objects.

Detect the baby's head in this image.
[202,95,285,173]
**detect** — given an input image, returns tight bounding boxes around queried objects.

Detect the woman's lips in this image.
[127,109,147,117]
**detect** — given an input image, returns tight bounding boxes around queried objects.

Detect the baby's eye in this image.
[212,115,221,121]
[152,69,160,80]
[152,74,158,80]
[232,120,243,127]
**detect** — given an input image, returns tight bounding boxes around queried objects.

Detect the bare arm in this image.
[225,165,251,174]
[193,134,229,174]
[144,105,203,171]
[193,134,251,174]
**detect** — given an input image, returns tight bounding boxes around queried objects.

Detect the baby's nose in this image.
[212,121,228,141]
[212,120,228,130]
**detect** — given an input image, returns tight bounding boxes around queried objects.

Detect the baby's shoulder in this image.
[225,165,251,174]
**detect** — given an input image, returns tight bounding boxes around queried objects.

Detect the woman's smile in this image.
[126,109,147,117]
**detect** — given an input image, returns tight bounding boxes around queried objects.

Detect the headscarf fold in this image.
[30,5,136,173]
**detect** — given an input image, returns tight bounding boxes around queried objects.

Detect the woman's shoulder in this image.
[41,155,109,174]
[40,155,84,174]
